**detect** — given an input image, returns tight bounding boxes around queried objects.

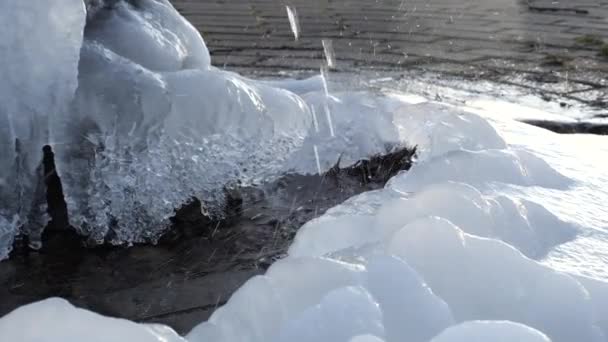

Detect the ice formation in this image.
[2,1,608,342]
[0,0,86,255]
[0,0,403,254]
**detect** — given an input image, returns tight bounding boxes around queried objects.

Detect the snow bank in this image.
[0,298,185,342]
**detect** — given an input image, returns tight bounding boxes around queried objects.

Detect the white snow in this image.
[2,1,608,342]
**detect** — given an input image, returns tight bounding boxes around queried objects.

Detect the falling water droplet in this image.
[322,39,336,69]
[286,6,300,41]
[323,101,335,137]
[311,106,320,133]
[313,145,322,174]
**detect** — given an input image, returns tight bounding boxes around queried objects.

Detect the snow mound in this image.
[0,298,185,342]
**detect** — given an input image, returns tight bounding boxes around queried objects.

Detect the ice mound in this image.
[0,298,185,342]
[186,217,606,342]
[387,217,603,342]
[186,216,607,342]
[188,255,454,342]
[290,182,578,259]
[387,149,572,193]
[430,321,551,342]
[392,102,507,160]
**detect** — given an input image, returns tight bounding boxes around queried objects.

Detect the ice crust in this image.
[2,1,608,342]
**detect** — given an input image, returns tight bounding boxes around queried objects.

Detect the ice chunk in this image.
[52,1,315,244]
[0,0,86,256]
[0,298,185,342]
[61,40,174,242]
[430,321,552,342]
